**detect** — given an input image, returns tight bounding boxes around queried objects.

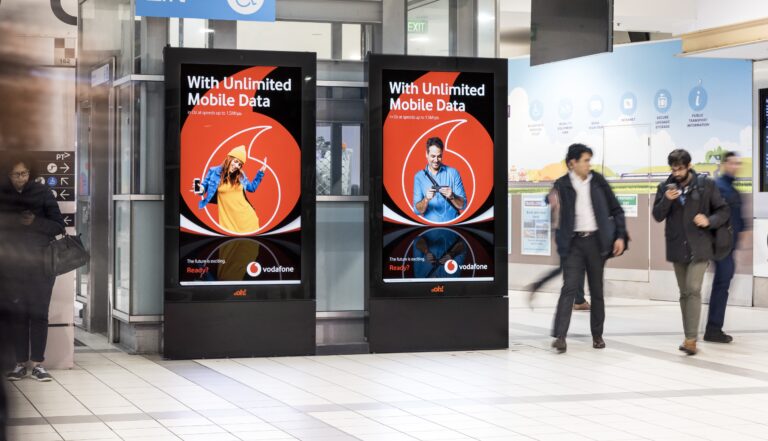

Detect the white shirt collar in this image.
[569,170,592,184]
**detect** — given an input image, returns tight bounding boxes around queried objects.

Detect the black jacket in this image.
[716,174,743,248]
[652,171,730,263]
[0,180,65,271]
[552,172,628,259]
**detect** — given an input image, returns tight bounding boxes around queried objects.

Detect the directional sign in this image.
[53,188,74,201]
[62,213,77,227]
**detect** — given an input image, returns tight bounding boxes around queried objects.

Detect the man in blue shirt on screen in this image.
[412,137,467,222]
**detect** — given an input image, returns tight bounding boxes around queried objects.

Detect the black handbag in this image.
[46,233,90,276]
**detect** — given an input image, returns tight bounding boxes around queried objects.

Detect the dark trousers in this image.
[553,235,606,338]
[708,251,735,332]
[8,277,55,363]
[575,272,587,304]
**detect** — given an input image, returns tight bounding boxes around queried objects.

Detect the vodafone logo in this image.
[227,0,265,15]
[444,259,459,275]
[246,261,262,277]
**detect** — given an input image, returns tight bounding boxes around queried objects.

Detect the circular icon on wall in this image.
[654,89,672,113]
[444,259,459,275]
[227,0,265,15]
[47,163,58,174]
[620,92,637,116]
[246,261,262,277]
[588,95,604,118]
[558,98,573,120]
[529,100,544,121]
[688,82,708,111]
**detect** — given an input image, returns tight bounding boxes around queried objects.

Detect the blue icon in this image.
[529,100,544,121]
[654,89,672,113]
[688,82,708,111]
[588,95,604,118]
[47,177,58,187]
[620,92,637,116]
[558,98,573,120]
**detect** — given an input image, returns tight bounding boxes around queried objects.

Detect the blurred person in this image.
[653,149,729,355]
[0,156,65,381]
[705,152,744,343]
[549,144,627,353]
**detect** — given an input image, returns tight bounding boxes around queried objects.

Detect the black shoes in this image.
[593,337,606,349]
[704,330,733,344]
[551,337,567,353]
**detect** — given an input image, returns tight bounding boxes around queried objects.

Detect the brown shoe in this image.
[573,301,590,311]
[593,337,606,349]
[678,339,697,356]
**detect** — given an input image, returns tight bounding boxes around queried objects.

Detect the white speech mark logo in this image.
[227,0,265,15]
[246,261,262,277]
[443,259,459,275]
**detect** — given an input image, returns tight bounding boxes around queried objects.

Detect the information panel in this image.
[369,54,508,297]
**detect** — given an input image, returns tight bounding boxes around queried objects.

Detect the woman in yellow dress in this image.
[198,145,267,234]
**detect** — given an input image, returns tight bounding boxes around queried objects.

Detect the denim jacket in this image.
[198,165,264,209]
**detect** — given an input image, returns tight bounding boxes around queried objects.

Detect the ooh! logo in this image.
[444,259,459,275]
[227,0,265,14]
[246,262,262,277]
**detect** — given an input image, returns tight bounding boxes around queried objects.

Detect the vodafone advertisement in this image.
[178,63,302,285]
[381,69,496,283]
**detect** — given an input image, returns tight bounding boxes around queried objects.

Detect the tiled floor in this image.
[7,291,768,441]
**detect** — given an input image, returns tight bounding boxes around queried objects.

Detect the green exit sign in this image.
[408,19,428,34]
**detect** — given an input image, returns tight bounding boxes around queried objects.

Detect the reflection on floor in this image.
[7,291,768,441]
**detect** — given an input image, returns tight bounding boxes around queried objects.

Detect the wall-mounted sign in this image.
[617,194,638,218]
[137,0,276,22]
[407,19,428,34]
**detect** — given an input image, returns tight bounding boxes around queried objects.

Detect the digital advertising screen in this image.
[369,55,508,298]
[165,48,315,300]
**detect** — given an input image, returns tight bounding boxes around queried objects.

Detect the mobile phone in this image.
[193,178,202,194]
[666,183,678,192]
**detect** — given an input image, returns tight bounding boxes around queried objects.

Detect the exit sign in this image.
[408,19,428,34]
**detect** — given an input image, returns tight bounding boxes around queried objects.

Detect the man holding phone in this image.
[413,137,466,222]
[653,149,730,356]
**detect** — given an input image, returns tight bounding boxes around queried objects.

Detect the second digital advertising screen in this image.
[381,68,496,283]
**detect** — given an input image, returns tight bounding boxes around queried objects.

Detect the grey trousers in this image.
[673,261,709,340]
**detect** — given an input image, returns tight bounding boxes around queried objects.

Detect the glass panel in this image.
[316,125,332,195]
[182,18,208,48]
[80,0,133,76]
[137,82,164,194]
[116,84,132,195]
[341,125,362,196]
[169,18,180,47]
[342,24,362,61]
[237,21,332,59]
[407,0,450,56]
[316,202,365,311]
[131,201,164,315]
[114,200,131,313]
[477,0,497,58]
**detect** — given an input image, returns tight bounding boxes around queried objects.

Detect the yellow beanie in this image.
[228,145,247,164]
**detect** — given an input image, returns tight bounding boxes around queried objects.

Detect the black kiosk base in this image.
[368,297,509,353]
[164,300,316,359]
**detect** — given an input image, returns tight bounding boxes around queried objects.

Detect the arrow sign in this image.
[60,163,71,173]
[58,189,70,200]
[61,212,77,227]
[61,177,70,186]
